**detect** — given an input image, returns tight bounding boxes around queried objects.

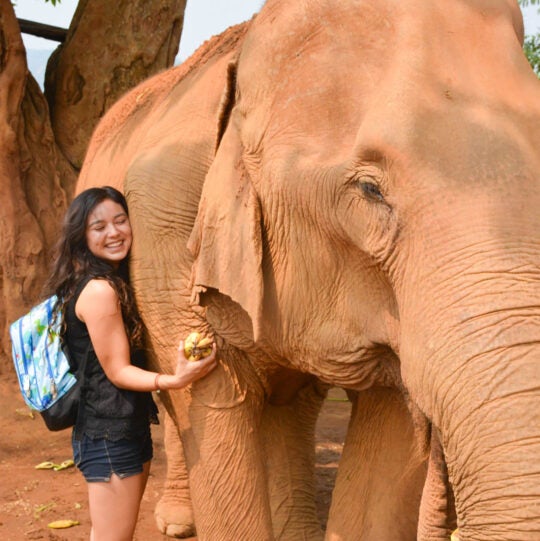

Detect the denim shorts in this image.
[72,432,153,483]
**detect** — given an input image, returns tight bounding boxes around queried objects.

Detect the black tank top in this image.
[64,277,158,441]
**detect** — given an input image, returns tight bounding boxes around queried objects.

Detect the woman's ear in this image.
[188,78,263,341]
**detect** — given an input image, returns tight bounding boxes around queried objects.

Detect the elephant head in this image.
[188,0,540,538]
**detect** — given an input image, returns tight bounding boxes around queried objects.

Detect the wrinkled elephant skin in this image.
[78,1,540,540]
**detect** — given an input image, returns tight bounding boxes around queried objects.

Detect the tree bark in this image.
[0,0,187,367]
[45,0,187,174]
[0,0,71,370]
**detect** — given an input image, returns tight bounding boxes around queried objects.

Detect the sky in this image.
[12,0,540,64]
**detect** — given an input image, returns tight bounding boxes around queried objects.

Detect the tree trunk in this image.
[0,0,187,368]
[0,0,71,371]
[45,0,187,173]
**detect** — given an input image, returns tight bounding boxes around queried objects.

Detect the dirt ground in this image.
[0,374,351,540]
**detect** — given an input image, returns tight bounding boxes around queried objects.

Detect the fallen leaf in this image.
[15,408,35,419]
[34,502,55,513]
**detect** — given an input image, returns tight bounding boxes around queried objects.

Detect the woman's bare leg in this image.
[87,461,151,541]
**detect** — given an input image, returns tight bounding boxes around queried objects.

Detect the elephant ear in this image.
[188,62,263,341]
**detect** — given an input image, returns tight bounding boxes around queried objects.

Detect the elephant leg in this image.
[325,387,427,541]
[155,411,196,539]
[417,428,457,541]
[175,351,273,541]
[260,379,329,541]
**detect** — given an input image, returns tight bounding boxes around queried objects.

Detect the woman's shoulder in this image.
[80,278,119,302]
[76,278,120,320]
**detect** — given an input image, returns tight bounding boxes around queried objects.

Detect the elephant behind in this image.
[78,1,540,540]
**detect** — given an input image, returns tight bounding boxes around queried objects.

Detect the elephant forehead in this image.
[237,1,391,157]
[240,0,522,96]
[236,0,529,159]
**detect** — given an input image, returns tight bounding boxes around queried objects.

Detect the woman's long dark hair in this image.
[44,186,143,347]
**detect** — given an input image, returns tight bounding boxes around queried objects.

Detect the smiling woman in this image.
[40,185,218,540]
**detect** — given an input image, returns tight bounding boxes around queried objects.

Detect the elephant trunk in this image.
[406,292,539,539]
[443,341,538,540]
[398,200,540,540]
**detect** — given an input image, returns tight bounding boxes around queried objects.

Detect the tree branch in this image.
[17,18,67,43]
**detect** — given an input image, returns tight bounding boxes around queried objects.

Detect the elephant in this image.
[77,0,540,540]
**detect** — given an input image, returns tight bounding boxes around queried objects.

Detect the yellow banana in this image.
[184,332,199,361]
[53,459,74,471]
[184,332,213,361]
[48,519,79,529]
[197,336,213,348]
[35,461,58,470]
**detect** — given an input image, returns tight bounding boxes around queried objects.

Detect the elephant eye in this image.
[358,181,385,203]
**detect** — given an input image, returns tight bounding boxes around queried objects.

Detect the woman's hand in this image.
[169,340,218,389]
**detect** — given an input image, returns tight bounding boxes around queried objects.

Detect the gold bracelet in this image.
[154,373,161,391]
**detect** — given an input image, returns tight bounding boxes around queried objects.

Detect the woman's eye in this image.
[359,181,385,202]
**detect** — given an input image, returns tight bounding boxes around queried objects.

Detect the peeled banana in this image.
[35,461,57,470]
[48,519,79,529]
[35,459,74,471]
[53,459,74,471]
[184,332,213,362]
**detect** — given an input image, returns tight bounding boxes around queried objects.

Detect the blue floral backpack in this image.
[9,296,85,431]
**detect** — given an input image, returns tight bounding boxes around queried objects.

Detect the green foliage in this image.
[44,0,61,5]
[518,0,540,76]
[524,33,540,76]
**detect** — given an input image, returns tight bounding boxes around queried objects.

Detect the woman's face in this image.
[85,199,132,267]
